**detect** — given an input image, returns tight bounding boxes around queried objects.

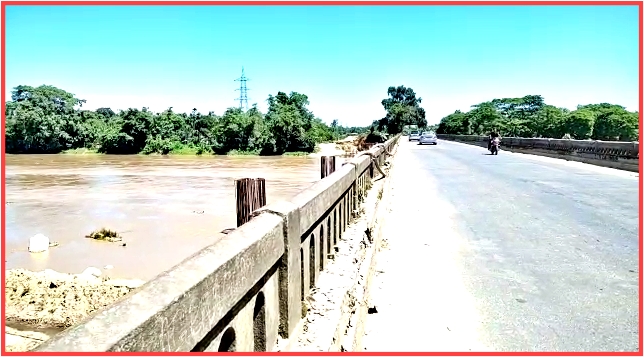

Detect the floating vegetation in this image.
[85,228,123,242]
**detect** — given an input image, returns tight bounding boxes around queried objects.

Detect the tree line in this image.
[436,95,639,141]
[3,85,374,155]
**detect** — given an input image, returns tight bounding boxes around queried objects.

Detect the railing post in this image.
[320,156,336,179]
[235,178,267,227]
[252,201,302,342]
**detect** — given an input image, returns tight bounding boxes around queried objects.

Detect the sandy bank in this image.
[5,327,51,352]
[311,143,348,157]
[5,268,144,330]
[310,136,361,158]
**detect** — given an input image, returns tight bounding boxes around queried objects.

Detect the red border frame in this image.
[1,1,642,355]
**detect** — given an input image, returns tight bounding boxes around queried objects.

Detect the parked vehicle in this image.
[409,130,421,141]
[419,132,437,145]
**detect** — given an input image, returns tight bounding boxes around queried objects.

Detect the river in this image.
[5,154,342,281]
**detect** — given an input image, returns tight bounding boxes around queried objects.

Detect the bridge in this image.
[34,134,640,353]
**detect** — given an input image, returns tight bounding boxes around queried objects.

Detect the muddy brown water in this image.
[5,154,344,282]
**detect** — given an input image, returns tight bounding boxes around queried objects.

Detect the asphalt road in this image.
[360,139,640,352]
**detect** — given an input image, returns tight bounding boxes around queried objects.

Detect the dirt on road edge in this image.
[291,140,399,352]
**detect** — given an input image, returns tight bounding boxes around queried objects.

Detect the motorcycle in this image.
[489,137,500,155]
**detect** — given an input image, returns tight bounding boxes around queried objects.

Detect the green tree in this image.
[469,102,504,135]
[117,108,154,154]
[379,86,427,134]
[5,85,86,153]
[436,94,636,141]
[572,103,638,141]
[265,91,317,154]
[562,109,596,139]
[533,105,566,138]
[437,110,469,134]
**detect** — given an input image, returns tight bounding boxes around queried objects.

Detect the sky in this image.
[4,4,640,126]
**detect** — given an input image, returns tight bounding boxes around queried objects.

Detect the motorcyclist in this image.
[487,131,500,151]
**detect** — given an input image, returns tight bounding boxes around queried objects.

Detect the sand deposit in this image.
[5,327,51,352]
[5,268,144,329]
[312,135,385,158]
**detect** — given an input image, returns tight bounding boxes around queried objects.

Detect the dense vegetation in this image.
[374,85,428,134]
[4,85,371,155]
[436,95,639,141]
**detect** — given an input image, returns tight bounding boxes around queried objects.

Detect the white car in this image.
[418,132,437,145]
[408,130,421,141]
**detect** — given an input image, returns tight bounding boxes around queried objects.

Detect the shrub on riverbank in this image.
[4,85,371,155]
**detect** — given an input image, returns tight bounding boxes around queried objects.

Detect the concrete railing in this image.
[437,134,640,172]
[35,134,401,353]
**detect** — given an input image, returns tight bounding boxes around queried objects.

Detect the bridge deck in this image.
[361,139,639,352]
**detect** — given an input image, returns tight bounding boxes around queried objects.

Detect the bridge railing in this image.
[437,134,639,172]
[35,134,401,353]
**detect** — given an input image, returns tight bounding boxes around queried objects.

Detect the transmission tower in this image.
[234,67,250,111]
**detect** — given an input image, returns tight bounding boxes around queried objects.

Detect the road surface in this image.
[360,139,640,352]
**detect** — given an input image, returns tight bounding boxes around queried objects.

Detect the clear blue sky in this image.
[4,5,640,126]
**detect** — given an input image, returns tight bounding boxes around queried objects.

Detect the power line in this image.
[234,66,250,111]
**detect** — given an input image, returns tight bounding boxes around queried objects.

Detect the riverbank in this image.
[309,136,360,157]
[18,138,363,159]
[5,268,145,351]
[59,149,322,157]
[58,140,348,157]
[5,268,144,344]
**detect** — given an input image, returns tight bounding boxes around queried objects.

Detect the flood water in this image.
[5,154,341,281]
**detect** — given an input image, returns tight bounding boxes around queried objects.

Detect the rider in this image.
[488,131,500,150]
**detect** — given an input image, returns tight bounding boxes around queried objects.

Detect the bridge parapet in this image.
[437,134,639,172]
[35,134,401,352]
